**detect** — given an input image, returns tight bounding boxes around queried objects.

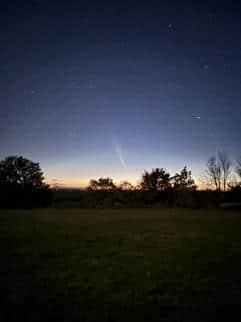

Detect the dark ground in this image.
[1,208,241,322]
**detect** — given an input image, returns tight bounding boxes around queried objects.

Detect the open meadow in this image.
[1,208,241,322]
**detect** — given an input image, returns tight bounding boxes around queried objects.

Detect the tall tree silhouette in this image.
[204,152,231,191]
[218,151,231,191]
[0,155,52,208]
[140,168,171,191]
[0,155,46,188]
[204,156,222,191]
[173,166,196,191]
[236,157,241,180]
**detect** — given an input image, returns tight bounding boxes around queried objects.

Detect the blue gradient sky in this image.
[1,1,241,187]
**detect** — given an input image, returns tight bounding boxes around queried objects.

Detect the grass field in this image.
[1,208,241,322]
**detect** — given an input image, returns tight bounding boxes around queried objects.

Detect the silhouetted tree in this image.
[88,177,117,191]
[204,152,231,191]
[236,157,241,180]
[0,155,52,208]
[218,151,231,191]
[204,156,222,191]
[0,155,46,188]
[140,168,171,191]
[173,166,196,191]
[118,181,135,190]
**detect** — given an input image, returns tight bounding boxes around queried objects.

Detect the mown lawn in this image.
[1,208,241,322]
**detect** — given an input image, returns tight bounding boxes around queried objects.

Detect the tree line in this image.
[0,153,241,208]
[88,152,241,192]
[88,166,196,192]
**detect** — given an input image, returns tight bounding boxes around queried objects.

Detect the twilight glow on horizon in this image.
[1,1,241,188]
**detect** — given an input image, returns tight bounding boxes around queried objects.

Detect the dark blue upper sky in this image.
[1,0,241,186]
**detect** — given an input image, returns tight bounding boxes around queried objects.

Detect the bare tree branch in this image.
[218,151,231,191]
[204,156,221,191]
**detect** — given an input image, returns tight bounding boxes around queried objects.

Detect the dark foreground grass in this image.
[1,208,241,322]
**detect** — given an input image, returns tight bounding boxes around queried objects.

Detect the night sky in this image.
[1,1,241,187]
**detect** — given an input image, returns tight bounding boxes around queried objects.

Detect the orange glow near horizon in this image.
[45,176,211,190]
[47,178,88,189]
